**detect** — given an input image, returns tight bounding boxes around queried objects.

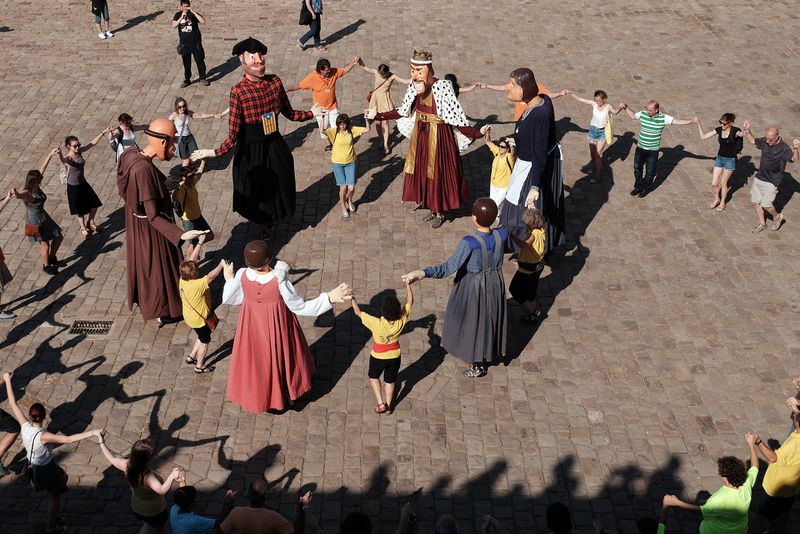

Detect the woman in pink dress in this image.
[222,240,351,412]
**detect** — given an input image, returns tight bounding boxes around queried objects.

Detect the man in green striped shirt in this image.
[619,100,696,197]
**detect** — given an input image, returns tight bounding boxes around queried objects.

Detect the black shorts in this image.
[134,508,169,528]
[509,268,542,303]
[193,324,212,344]
[368,356,400,383]
[0,409,21,434]
[759,493,796,519]
[31,461,68,496]
[181,216,211,244]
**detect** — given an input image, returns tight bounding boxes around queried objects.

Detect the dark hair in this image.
[377,64,392,79]
[316,58,331,73]
[445,74,460,97]
[509,68,539,101]
[522,208,545,231]
[717,456,747,487]
[381,296,403,322]
[336,114,352,133]
[29,402,46,423]
[340,512,372,534]
[24,170,43,192]
[545,503,573,534]
[720,113,736,124]
[118,113,133,124]
[180,0,191,5]
[247,479,267,505]
[180,260,199,281]
[635,516,659,534]
[174,486,197,511]
[127,439,156,488]
[593,90,608,100]
[179,166,195,179]
[497,136,512,149]
[175,97,190,114]
[64,135,79,148]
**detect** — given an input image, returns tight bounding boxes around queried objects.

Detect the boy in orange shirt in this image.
[287,57,361,147]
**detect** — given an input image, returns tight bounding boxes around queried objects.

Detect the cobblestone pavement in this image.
[2,1,800,532]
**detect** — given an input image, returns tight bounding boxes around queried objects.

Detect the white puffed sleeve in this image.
[221,268,246,305]
[278,278,332,317]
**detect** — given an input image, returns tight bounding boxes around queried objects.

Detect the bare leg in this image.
[87,207,99,231]
[78,215,88,237]
[380,120,390,153]
[195,342,209,368]
[339,186,348,215]
[186,243,197,261]
[369,378,384,406]
[188,338,203,361]
[384,382,396,409]
[39,242,49,267]
[347,186,355,207]
[709,166,723,208]
[593,139,606,178]
[765,205,780,221]
[754,203,766,225]
[717,169,733,210]
[0,431,19,462]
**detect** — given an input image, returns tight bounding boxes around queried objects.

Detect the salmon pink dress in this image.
[222,262,332,412]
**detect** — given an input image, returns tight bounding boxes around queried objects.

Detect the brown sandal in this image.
[375,402,389,414]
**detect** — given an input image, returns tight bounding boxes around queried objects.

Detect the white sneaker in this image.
[98,32,107,39]
[347,202,356,213]
[105,30,114,38]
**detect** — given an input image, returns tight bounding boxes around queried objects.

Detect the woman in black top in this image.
[696,113,745,212]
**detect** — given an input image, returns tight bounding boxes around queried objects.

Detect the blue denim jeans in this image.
[299,14,322,46]
[633,146,659,191]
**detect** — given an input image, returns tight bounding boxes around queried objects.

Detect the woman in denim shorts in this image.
[696,113,744,212]
[566,90,624,182]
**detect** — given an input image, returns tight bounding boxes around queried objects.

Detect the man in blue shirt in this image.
[171,485,236,534]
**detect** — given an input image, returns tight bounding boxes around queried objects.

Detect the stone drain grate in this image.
[68,320,113,336]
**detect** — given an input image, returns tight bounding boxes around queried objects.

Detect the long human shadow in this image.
[0,26,12,32]
[48,359,164,439]
[774,172,799,212]
[725,154,756,201]
[393,314,444,408]
[322,19,366,47]
[650,144,715,192]
[555,115,589,141]
[217,438,301,497]
[206,56,240,83]
[112,10,164,34]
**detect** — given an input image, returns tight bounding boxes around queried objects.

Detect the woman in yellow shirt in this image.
[179,259,226,373]
[324,114,369,219]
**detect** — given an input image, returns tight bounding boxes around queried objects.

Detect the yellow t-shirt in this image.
[180,276,211,329]
[488,143,516,189]
[325,126,366,165]
[176,181,201,221]
[517,228,546,274]
[763,432,800,497]
[361,303,412,359]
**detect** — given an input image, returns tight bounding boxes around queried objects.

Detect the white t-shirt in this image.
[590,102,610,128]
[21,422,53,466]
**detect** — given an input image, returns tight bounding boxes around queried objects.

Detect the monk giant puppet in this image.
[366,50,484,229]
[117,118,205,322]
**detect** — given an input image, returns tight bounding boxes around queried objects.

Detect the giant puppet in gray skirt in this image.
[402,198,510,378]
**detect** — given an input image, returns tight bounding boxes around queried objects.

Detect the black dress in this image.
[65,159,102,216]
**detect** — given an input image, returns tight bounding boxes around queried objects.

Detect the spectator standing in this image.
[618,100,697,198]
[753,412,800,534]
[220,479,308,534]
[3,371,102,533]
[742,121,800,233]
[0,190,17,319]
[287,57,362,147]
[92,0,113,39]
[297,0,325,52]
[695,113,745,212]
[173,1,208,87]
[351,281,413,414]
[171,486,236,534]
[663,432,759,534]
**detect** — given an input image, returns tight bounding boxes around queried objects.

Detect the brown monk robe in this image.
[117,118,198,322]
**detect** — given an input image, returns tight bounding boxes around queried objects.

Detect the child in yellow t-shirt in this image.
[483,127,516,213]
[173,161,215,261]
[351,281,413,415]
[179,259,226,373]
[508,208,547,322]
[323,114,369,219]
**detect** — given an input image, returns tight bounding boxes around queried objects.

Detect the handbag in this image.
[58,163,69,185]
[24,224,41,238]
[299,1,312,25]
[604,112,614,145]
[181,288,219,332]
[367,76,391,104]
